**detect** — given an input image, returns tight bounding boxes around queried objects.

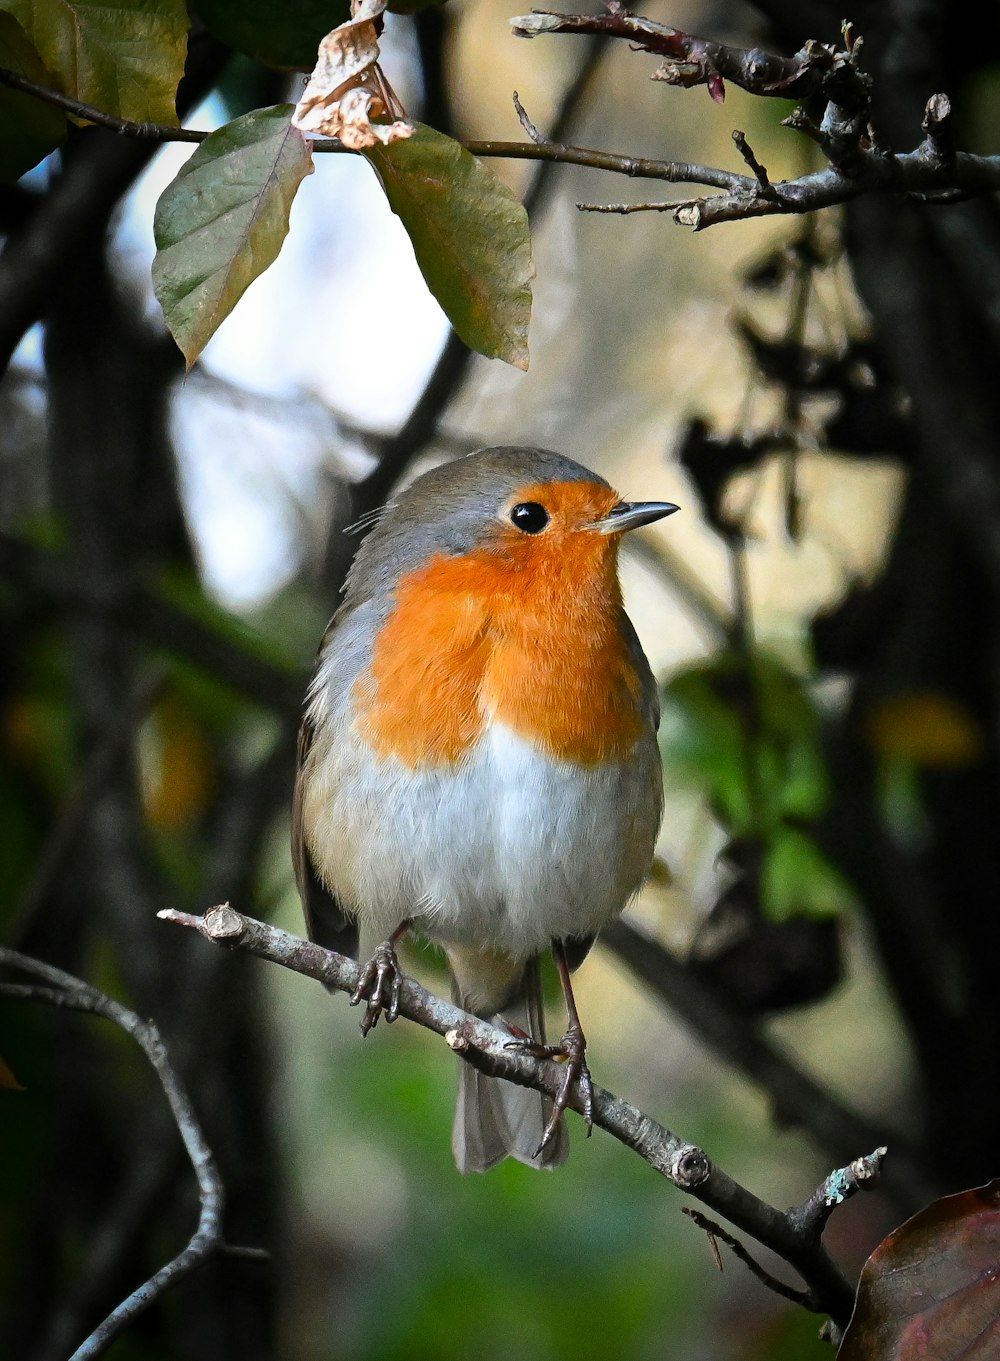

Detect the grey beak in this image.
[592,500,680,535]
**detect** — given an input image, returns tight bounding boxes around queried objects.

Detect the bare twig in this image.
[0,66,205,140]
[160,903,866,1327]
[788,1147,889,1237]
[513,90,545,144]
[0,949,267,1360]
[511,5,872,112]
[732,130,776,198]
[683,1208,810,1306]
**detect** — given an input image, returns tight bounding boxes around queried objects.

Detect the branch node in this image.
[671,1144,711,1187]
[674,200,704,229]
[782,106,824,146]
[203,903,246,941]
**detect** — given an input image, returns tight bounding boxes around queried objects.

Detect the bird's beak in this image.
[592,500,680,535]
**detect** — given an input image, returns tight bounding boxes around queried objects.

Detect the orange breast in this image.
[356,481,646,767]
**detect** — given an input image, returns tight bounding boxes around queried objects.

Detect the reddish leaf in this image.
[839,1180,1000,1360]
[707,70,726,103]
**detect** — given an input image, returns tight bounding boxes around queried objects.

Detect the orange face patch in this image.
[356,480,646,767]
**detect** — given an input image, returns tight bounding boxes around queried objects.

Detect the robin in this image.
[293,446,678,1172]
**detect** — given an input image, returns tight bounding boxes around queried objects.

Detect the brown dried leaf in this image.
[839,1180,1000,1361]
[292,0,412,148]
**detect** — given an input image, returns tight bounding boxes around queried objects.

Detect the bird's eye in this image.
[509,502,549,534]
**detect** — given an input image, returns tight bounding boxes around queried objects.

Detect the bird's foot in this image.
[506,1019,594,1156]
[351,940,404,1036]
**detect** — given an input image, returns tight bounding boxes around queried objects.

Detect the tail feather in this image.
[451,958,569,1173]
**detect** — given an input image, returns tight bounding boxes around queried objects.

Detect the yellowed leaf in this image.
[867,691,983,767]
[292,0,412,148]
[0,1054,25,1091]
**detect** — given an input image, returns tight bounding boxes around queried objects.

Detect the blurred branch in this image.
[0,533,303,713]
[162,903,866,1328]
[0,949,267,1361]
[7,670,165,948]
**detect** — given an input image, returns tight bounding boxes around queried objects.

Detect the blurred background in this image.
[3,0,1000,1356]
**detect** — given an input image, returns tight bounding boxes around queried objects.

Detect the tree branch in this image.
[159,903,868,1327]
[5,58,999,235]
[511,5,872,107]
[0,949,267,1360]
[0,533,303,714]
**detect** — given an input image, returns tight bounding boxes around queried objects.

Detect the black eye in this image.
[510,502,549,534]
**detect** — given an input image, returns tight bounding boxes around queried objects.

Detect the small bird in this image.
[293,446,677,1171]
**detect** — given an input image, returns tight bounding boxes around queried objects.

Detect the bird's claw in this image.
[507,1021,594,1156]
[350,940,403,1036]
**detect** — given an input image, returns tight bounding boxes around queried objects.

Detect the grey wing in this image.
[291,649,360,960]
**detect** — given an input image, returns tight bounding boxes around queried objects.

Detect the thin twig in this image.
[0,65,206,139]
[788,1147,889,1237]
[159,903,863,1327]
[513,90,544,144]
[683,1208,810,1306]
[0,950,267,1360]
[732,129,776,199]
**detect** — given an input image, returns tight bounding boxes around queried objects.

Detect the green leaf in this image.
[0,0,188,125]
[0,12,65,183]
[152,106,314,368]
[659,649,829,836]
[196,0,350,70]
[761,827,857,921]
[363,123,533,370]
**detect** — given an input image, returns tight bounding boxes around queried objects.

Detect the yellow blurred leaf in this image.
[867,691,983,767]
[143,697,216,831]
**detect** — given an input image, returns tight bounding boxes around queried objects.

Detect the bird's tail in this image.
[451,957,569,1173]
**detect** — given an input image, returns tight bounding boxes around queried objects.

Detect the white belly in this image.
[303,719,661,959]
